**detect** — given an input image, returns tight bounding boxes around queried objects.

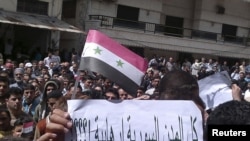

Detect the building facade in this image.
[61,0,250,65]
[0,0,83,61]
[1,0,249,65]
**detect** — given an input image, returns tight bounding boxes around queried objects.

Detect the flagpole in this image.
[71,69,80,99]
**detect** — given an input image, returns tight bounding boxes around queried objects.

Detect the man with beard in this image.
[0,76,9,106]
[5,87,31,126]
[10,68,25,91]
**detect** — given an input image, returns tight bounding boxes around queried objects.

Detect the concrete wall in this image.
[90,0,162,23]
[162,0,195,28]
[48,0,63,18]
[0,0,17,11]
[195,0,250,36]
[87,0,250,60]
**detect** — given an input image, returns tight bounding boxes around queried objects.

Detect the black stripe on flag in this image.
[79,57,141,96]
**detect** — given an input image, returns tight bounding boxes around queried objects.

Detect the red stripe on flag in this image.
[86,30,148,72]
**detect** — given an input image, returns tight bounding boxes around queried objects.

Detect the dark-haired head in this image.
[159,70,205,109]
[0,105,11,131]
[206,100,250,125]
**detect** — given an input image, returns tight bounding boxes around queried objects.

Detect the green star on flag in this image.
[94,46,102,54]
[116,59,124,68]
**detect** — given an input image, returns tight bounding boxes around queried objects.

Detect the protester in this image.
[5,87,32,126]
[0,76,9,106]
[22,84,40,117]
[1,33,249,141]
[104,88,119,100]
[33,79,60,122]
[34,90,66,141]
[0,106,12,138]
[34,69,245,141]
[10,68,25,90]
[12,116,34,140]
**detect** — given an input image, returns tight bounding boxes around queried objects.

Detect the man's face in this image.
[12,125,22,137]
[25,67,33,74]
[69,87,81,95]
[118,89,128,100]
[23,89,35,104]
[14,72,23,82]
[23,74,30,82]
[104,80,112,88]
[6,94,22,111]
[0,111,11,131]
[37,77,45,86]
[0,81,9,97]
[41,69,48,75]
[52,74,59,79]
[47,98,60,111]
[38,62,44,68]
[105,92,117,100]
[151,78,160,87]
[46,85,55,95]
[136,89,144,97]
[84,79,93,89]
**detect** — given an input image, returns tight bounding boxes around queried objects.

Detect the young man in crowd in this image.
[5,87,31,126]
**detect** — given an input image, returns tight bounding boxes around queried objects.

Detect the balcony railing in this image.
[89,15,250,46]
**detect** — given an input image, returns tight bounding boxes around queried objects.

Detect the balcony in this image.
[89,15,250,47]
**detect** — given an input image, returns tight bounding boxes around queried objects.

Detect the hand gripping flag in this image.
[79,30,148,96]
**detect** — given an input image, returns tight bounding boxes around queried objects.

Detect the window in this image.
[117,5,139,21]
[114,5,145,30]
[164,15,184,37]
[62,0,76,18]
[17,0,48,15]
[222,24,238,42]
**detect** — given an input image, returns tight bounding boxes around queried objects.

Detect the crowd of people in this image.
[0,49,250,141]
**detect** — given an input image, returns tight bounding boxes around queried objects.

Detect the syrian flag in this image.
[22,122,34,134]
[79,30,148,96]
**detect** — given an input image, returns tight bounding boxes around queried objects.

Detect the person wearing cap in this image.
[2,63,14,84]
[3,62,14,71]
[24,62,36,79]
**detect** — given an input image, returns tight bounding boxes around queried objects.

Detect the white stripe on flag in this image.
[22,122,34,134]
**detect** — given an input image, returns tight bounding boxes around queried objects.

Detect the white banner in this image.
[65,100,203,141]
[198,71,233,110]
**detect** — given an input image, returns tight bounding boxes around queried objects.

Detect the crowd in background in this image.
[0,48,250,140]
